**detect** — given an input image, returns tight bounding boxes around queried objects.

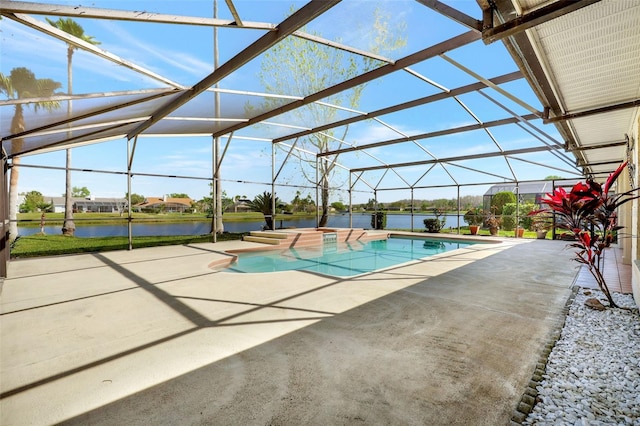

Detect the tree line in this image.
[19,187,484,216]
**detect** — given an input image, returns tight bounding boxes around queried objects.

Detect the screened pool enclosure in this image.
[1,0,639,280]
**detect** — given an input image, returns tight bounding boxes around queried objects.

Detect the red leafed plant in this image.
[532,162,639,308]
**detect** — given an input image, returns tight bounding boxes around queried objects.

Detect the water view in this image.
[17,213,466,238]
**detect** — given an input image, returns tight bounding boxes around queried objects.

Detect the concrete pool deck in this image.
[1,235,579,425]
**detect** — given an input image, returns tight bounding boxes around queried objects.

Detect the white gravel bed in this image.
[524,289,640,426]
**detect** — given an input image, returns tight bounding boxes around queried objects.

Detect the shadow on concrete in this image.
[39,241,577,425]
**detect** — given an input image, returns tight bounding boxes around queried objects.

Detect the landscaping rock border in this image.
[510,286,579,425]
[512,286,640,425]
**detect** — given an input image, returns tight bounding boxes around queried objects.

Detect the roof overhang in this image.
[481,0,640,177]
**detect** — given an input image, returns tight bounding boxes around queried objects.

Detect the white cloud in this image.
[97,20,213,81]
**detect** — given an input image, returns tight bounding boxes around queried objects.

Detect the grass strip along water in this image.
[9,233,247,258]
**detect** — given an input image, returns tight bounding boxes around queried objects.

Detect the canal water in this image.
[18,213,465,238]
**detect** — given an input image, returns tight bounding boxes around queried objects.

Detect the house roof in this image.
[483,179,580,196]
[45,196,126,205]
[136,197,193,207]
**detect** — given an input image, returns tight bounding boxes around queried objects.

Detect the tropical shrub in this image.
[519,203,536,230]
[19,191,53,213]
[501,203,518,231]
[248,191,280,230]
[532,162,640,308]
[423,218,442,233]
[502,202,535,231]
[491,191,516,214]
[432,207,446,227]
[463,207,483,226]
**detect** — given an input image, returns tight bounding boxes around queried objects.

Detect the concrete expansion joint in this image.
[510,286,580,424]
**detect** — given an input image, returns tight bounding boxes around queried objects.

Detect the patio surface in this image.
[1,235,580,425]
[574,246,632,294]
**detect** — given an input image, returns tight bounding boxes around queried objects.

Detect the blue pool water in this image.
[224,236,476,277]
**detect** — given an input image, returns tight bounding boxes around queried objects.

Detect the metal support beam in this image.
[1,149,8,278]
[482,0,602,44]
[352,144,563,173]
[273,71,521,145]
[224,0,243,26]
[128,0,340,140]
[489,0,579,166]
[571,140,629,151]
[273,138,299,182]
[319,114,537,157]
[272,144,276,231]
[7,12,186,89]
[215,30,482,139]
[415,0,482,31]
[348,173,353,228]
[212,136,218,240]
[456,186,461,234]
[439,53,541,116]
[543,99,640,123]
[410,188,415,232]
[315,157,320,228]
[126,137,134,251]
[2,90,176,154]
[0,1,272,30]
[578,159,625,168]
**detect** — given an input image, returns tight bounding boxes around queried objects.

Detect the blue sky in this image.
[1,0,578,205]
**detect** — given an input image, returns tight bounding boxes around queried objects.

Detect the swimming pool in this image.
[223,236,476,277]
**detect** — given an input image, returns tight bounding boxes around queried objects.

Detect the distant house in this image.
[483,179,580,208]
[135,195,193,213]
[45,196,126,213]
[227,198,252,213]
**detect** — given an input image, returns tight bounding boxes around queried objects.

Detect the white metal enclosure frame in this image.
[1,0,638,281]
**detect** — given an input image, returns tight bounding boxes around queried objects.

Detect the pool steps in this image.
[242,235,284,245]
[241,228,382,248]
[243,231,290,244]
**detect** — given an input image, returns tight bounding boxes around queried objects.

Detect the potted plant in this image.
[463,207,483,235]
[514,215,527,238]
[483,207,501,236]
[531,212,551,239]
[504,202,534,238]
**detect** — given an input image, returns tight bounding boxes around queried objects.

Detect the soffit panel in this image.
[505,0,640,177]
[580,146,626,163]
[570,110,633,147]
[529,0,640,112]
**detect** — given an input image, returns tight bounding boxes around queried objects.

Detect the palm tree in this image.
[248,192,281,230]
[47,18,100,236]
[0,68,61,241]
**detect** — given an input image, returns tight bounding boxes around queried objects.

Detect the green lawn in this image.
[17,211,272,227]
[10,233,246,258]
[11,211,548,259]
